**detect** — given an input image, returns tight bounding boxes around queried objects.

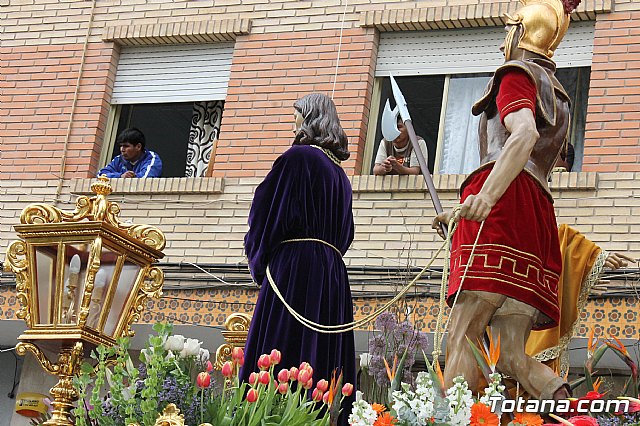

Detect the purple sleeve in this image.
[244,150,303,284]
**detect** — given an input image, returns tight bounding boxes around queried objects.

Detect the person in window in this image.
[372,115,429,176]
[240,93,355,425]
[432,0,582,402]
[98,127,162,178]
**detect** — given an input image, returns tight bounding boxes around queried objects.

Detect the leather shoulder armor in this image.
[472,60,570,127]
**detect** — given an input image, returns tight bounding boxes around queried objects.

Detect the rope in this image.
[265,205,480,334]
[266,235,451,333]
[331,0,349,99]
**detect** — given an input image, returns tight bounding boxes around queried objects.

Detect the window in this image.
[101,43,233,177]
[111,101,224,178]
[370,67,590,175]
[368,23,595,175]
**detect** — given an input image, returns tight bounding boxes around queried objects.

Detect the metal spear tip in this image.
[381,99,401,142]
[389,75,411,122]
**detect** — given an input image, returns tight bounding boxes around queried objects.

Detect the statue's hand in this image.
[459,193,494,222]
[605,252,636,270]
[432,210,455,240]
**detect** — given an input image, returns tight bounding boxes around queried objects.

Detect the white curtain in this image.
[439,75,491,174]
[185,100,224,177]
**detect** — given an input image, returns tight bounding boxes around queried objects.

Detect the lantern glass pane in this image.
[85,247,119,330]
[34,246,59,325]
[103,261,141,337]
[60,244,90,325]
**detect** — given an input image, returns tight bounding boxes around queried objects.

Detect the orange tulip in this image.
[221,361,233,379]
[246,388,258,403]
[196,371,210,388]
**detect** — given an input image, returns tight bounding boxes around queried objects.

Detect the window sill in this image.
[351,172,598,193]
[71,177,225,195]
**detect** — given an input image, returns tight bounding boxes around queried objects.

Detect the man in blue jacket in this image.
[99,128,162,178]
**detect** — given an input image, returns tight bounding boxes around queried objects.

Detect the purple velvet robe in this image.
[240,145,356,423]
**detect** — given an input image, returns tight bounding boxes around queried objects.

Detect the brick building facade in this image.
[1,0,639,423]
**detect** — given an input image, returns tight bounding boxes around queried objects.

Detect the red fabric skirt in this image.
[448,167,561,329]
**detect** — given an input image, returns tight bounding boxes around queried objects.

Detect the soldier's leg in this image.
[444,291,500,392]
[492,309,568,400]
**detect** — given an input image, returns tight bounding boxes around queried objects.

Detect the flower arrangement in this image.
[362,312,428,404]
[72,322,354,426]
[350,330,640,426]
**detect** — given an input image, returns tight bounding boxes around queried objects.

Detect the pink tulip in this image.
[238,356,245,367]
[278,382,288,394]
[221,361,233,378]
[303,378,313,390]
[206,360,214,372]
[342,383,354,397]
[249,372,258,385]
[316,379,329,393]
[322,391,329,404]
[258,370,270,385]
[298,369,311,384]
[269,349,282,365]
[258,354,271,370]
[277,368,290,383]
[289,367,299,381]
[299,362,310,371]
[232,347,244,362]
[246,388,258,403]
[312,388,322,401]
[196,372,210,388]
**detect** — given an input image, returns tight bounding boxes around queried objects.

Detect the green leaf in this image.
[585,344,608,374]
[569,376,587,390]
[465,336,493,383]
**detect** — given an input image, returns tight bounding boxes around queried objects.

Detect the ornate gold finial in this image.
[17,176,166,251]
[154,404,185,426]
[90,175,113,196]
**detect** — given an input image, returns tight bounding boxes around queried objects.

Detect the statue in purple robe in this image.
[240,93,356,424]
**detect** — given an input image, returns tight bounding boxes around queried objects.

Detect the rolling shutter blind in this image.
[111,43,234,104]
[375,21,594,77]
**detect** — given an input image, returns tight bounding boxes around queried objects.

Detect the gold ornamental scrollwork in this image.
[123,266,164,337]
[124,224,166,251]
[225,313,251,332]
[214,344,233,370]
[5,240,31,324]
[78,236,103,326]
[154,403,185,426]
[214,313,252,369]
[18,176,166,251]
[15,342,60,375]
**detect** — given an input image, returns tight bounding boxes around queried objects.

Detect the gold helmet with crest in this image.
[504,0,582,60]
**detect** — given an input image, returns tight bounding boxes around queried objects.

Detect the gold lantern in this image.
[3,176,166,426]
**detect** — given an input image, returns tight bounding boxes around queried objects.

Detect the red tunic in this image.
[447,70,561,330]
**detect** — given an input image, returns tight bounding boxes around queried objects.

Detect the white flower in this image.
[179,338,201,358]
[199,348,210,363]
[164,335,185,352]
[140,348,150,363]
[359,352,372,369]
[446,376,473,426]
[348,399,377,426]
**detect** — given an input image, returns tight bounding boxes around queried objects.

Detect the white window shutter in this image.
[375,21,594,77]
[111,43,234,104]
